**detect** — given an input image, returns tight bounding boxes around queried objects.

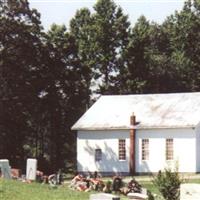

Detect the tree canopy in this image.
[1,0,200,172]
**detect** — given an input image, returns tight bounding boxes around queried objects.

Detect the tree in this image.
[70,8,92,102]
[92,0,130,94]
[165,0,200,92]
[45,24,89,171]
[70,0,130,95]
[154,168,181,200]
[120,13,191,94]
[121,16,152,94]
[0,0,90,172]
[0,0,46,168]
[142,22,180,93]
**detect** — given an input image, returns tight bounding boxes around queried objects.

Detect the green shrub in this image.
[153,169,181,200]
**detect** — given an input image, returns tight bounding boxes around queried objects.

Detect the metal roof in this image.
[72,92,200,130]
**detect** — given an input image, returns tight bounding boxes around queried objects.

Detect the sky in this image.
[29,0,185,31]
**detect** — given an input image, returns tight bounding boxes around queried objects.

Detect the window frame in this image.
[142,139,149,161]
[166,138,174,160]
[118,139,126,161]
[95,148,102,162]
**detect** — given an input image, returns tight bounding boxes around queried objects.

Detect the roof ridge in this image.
[101,92,200,97]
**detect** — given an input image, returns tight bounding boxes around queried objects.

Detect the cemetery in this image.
[0,158,150,200]
[1,158,200,200]
[2,0,200,200]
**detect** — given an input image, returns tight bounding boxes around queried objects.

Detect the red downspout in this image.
[130,113,136,175]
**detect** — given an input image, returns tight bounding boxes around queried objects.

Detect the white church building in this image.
[72,92,200,175]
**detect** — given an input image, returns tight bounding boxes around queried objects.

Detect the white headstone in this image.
[90,193,120,200]
[26,158,37,180]
[0,159,11,179]
[180,184,200,200]
[127,193,148,200]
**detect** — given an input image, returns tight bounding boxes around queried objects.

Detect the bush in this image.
[153,169,181,200]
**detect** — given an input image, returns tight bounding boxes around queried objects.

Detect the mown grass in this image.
[0,177,200,200]
[0,179,91,200]
[0,179,130,200]
[140,181,160,195]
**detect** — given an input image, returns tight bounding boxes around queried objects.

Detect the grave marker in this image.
[90,193,120,200]
[0,159,11,179]
[26,158,37,180]
[127,192,148,200]
[180,184,200,200]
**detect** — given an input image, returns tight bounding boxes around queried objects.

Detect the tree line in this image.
[0,0,200,173]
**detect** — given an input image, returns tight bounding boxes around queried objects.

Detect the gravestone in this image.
[180,183,200,200]
[127,193,148,200]
[26,158,37,180]
[90,193,120,200]
[0,159,11,179]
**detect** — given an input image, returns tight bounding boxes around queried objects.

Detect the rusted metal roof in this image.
[72,92,200,130]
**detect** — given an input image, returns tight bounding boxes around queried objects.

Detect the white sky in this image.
[29,0,185,31]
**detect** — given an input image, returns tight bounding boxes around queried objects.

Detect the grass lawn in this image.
[0,179,130,200]
[0,179,91,200]
[1,176,200,200]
